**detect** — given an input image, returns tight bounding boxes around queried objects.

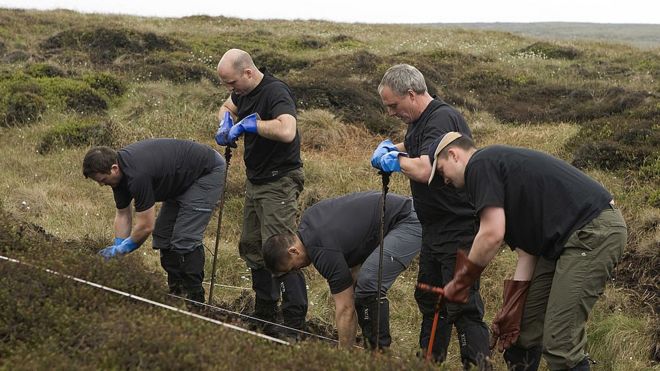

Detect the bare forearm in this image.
[468,207,506,267]
[217,97,236,121]
[513,249,538,281]
[400,155,432,183]
[128,207,155,245]
[468,230,502,267]
[335,307,357,348]
[129,224,152,245]
[257,114,296,142]
[113,209,131,238]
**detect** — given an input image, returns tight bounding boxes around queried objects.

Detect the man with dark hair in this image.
[83,138,226,305]
[214,48,307,335]
[370,63,490,368]
[428,132,627,371]
[262,191,421,350]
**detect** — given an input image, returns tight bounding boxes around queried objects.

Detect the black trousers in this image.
[415,226,490,369]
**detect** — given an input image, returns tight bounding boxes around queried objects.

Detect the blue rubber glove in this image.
[371,139,398,169]
[114,237,125,246]
[99,237,139,259]
[227,113,259,143]
[215,112,236,147]
[379,150,402,172]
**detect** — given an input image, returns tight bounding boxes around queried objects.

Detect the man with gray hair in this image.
[214,48,307,338]
[370,64,490,369]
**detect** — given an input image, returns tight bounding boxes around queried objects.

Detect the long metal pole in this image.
[208,146,232,305]
[374,170,390,350]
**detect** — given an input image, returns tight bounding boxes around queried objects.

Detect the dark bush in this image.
[3,92,47,126]
[463,69,515,90]
[253,51,309,74]
[37,120,113,154]
[349,50,380,74]
[25,63,66,78]
[330,34,357,43]
[294,36,326,49]
[141,32,177,51]
[83,72,127,98]
[63,86,108,113]
[290,78,398,134]
[40,27,181,65]
[518,42,581,59]
[572,141,651,170]
[2,50,30,63]
[140,61,218,84]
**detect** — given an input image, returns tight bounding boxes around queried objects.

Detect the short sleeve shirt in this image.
[231,71,301,184]
[465,145,612,259]
[297,191,413,294]
[112,139,220,212]
[404,98,476,234]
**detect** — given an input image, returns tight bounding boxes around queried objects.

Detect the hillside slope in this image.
[0,8,657,370]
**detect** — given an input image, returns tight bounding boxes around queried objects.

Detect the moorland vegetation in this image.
[0,8,658,370]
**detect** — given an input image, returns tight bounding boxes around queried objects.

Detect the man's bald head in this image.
[217,49,256,74]
[217,49,263,96]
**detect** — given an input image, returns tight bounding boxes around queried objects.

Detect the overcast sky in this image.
[2,0,659,24]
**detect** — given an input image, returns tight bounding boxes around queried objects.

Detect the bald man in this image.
[215,49,307,338]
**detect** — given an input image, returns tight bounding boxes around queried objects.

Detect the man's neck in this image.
[295,235,312,267]
[414,93,435,121]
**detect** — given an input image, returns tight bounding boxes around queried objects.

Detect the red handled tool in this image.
[416,282,444,361]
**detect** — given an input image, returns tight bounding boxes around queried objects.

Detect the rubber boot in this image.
[160,249,184,295]
[180,246,205,311]
[354,296,391,350]
[279,270,308,328]
[503,345,542,371]
[251,268,280,335]
[278,270,308,341]
[458,324,492,370]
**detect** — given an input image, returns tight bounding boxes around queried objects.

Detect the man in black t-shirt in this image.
[82,139,226,305]
[215,49,307,335]
[370,64,490,368]
[428,132,627,371]
[262,192,421,349]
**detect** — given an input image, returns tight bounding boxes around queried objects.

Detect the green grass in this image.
[0,8,658,370]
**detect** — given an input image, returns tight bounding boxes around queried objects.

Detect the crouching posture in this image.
[262,191,421,349]
[429,132,627,371]
[83,139,225,304]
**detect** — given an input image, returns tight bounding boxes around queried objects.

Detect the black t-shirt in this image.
[465,145,612,259]
[113,139,220,212]
[297,191,413,295]
[404,98,476,236]
[231,71,301,184]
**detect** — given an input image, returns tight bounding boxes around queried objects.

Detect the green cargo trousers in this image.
[238,167,304,268]
[514,205,627,370]
[238,167,308,329]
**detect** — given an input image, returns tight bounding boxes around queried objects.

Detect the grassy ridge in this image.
[0,8,658,370]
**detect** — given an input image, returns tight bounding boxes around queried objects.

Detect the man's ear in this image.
[407,89,416,101]
[110,163,120,174]
[287,245,299,256]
